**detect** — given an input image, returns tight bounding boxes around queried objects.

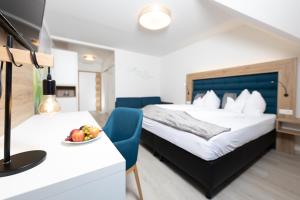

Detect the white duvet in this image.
[142,104,276,161]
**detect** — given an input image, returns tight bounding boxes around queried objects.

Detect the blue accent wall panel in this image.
[193,72,278,114]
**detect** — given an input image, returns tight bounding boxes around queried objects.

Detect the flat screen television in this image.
[0,0,46,51]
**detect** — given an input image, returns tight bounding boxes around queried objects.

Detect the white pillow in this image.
[224,97,235,110]
[235,89,251,104]
[193,90,220,109]
[204,90,220,109]
[243,91,266,115]
[224,89,251,113]
[193,91,210,106]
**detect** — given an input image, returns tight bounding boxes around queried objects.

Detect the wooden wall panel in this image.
[186,58,298,118]
[0,46,53,67]
[96,73,101,112]
[0,29,34,136]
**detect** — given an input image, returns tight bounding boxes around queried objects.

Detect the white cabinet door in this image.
[52,48,78,112]
[57,98,78,112]
[79,72,96,111]
[52,49,78,86]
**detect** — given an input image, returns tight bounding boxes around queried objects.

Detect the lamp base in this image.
[0,150,46,177]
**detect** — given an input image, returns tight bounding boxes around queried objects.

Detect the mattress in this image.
[142,104,276,161]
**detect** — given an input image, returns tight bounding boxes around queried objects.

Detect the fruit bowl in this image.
[63,125,103,144]
[63,134,102,144]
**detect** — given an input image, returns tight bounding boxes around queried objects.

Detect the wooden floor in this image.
[91,112,300,200]
[89,111,108,127]
[126,145,300,200]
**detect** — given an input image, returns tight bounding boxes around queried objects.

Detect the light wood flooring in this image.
[91,112,300,200]
[89,111,108,127]
[127,146,300,200]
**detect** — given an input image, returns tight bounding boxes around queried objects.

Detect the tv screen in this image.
[0,0,46,51]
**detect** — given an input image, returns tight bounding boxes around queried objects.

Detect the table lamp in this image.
[0,11,54,177]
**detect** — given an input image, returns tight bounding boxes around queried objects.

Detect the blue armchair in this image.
[103,107,143,199]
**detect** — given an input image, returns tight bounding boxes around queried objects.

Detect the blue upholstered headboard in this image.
[192,72,278,114]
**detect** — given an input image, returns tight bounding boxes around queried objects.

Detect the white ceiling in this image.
[45,0,238,56]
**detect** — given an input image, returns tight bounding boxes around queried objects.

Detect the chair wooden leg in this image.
[133,165,143,200]
[126,165,135,175]
[127,165,143,200]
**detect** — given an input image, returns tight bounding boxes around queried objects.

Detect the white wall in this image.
[114,49,161,97]
[213,0,300,40]
[39,22,53,54]
[161,25,300,115]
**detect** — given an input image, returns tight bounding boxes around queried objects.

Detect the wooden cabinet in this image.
[276,117,300,154]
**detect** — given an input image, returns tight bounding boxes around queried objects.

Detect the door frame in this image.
[78,70,101,112]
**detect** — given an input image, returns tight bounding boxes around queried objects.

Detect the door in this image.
[79,72,96,111]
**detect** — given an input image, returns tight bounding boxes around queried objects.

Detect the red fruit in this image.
[71,129,84,142]
[70,129,78,137]
[65,136,72,141]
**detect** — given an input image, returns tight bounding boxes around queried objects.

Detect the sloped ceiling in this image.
[212,0,300,43]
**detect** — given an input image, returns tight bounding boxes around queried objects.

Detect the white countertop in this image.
[0,111,125,199]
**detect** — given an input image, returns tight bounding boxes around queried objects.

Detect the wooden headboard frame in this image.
[186,58,298,118]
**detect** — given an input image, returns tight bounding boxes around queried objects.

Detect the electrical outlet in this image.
[279,109,293,115]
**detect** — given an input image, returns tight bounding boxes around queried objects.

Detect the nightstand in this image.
[276,117,300,154]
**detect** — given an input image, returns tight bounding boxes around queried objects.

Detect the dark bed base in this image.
[141,129,276,198]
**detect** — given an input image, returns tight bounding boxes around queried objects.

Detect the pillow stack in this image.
[224,89,266,115]
[193,90,220,109]
[243,91,266,115]
[224,89,250,113]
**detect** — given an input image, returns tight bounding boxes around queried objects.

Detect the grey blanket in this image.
[143,105,231,140]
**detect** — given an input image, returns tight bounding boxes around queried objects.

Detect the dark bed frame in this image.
[141,129,276,198]
[141,72,279,198]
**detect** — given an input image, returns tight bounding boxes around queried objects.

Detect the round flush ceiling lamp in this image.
[138,4,172,30]
[83,54,96,61]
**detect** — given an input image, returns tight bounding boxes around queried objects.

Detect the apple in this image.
[70,129,84,142]
[89,127,100,138]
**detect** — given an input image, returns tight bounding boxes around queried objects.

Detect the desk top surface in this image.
[0,111,125,199]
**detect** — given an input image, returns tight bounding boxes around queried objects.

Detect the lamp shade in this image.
[38,68,61,114]
[39,95,60,113]
[138,4,171,30]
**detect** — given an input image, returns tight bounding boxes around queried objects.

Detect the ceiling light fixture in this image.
[138,4,172,30]
[83,54,96,61]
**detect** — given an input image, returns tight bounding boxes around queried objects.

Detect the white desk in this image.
[0,112,125,200]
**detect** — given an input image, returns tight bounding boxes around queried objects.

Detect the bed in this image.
[140,72,278,198]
